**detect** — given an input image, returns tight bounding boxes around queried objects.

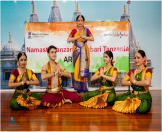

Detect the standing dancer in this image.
[67,15,94,99]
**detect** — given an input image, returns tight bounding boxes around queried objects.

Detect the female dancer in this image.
[8,52,44,110]
[67,15,94,98]
[80,50,118,108]
[112,50,152,114]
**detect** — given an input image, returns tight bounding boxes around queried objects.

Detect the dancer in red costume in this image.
[41,45,81,108]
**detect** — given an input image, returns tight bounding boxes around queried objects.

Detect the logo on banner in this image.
[28,32,32,39]
[103,32,128,38]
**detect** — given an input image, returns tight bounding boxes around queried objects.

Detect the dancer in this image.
[67,15,94,99]
[80,50,118,108]
[112,50,152,114]
[41,45,81,108]
[9,52,44,110]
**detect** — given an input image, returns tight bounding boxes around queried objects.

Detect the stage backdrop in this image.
[25,21,129,73]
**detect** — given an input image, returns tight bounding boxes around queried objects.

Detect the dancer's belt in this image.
[101,86,114,90]
[46,87,61,93]
[15,88,28,94]
[133,90,148,95]
[74,41,86,48]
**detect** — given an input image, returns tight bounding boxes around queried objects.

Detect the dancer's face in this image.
[48,48,57,61]
[17,55,27,68]
[134,52,145,66]
[103,53,111,64]
[77,16,84,28]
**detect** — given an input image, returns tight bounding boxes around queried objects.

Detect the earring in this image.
[111,60,115,65]
[144,60,147,65]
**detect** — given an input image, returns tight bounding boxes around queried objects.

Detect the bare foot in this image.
[65,99,72,104]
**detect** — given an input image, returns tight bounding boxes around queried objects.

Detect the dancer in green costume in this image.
[8,52,44,110]
[112,50,152,114]
[80,50,118,108]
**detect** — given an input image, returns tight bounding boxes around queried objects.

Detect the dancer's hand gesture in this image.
[100,67,104,76]
[22,72,27,83]
[130,72,136,84]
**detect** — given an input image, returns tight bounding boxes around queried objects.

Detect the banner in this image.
[25,21,129,73]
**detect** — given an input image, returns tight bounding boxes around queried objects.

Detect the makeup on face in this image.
[18,56,27,68]
[103,53,111,64]
[134,52,145,66]
[77,16,84,27]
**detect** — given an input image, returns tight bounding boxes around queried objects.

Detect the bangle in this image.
[53,71,55,76]
[128,81,131,85]
[21,81,24,86]
[27,81,29,85]
[133,80,137,85]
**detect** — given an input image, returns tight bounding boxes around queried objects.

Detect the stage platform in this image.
[1,90,161,131]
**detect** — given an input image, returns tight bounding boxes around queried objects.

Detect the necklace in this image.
[77,27,83,31]
[51,64,56,72]
[136,67,145,70]
[104,66,112,69]
[102,66,112,82]
[135,67,145,75]
[104,66,112,75]
[17,67,26,78]
[17,67,26,73]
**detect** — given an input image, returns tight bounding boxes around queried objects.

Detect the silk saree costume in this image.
[69,28,92,92]
[9,69,44,110]
[112,68,152,114]
[41,62,81,108]
[80,66,118,108]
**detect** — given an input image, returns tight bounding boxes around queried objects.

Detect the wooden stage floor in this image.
[1,90,161,131]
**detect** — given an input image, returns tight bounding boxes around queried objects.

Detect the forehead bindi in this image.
[19,56,27,60]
